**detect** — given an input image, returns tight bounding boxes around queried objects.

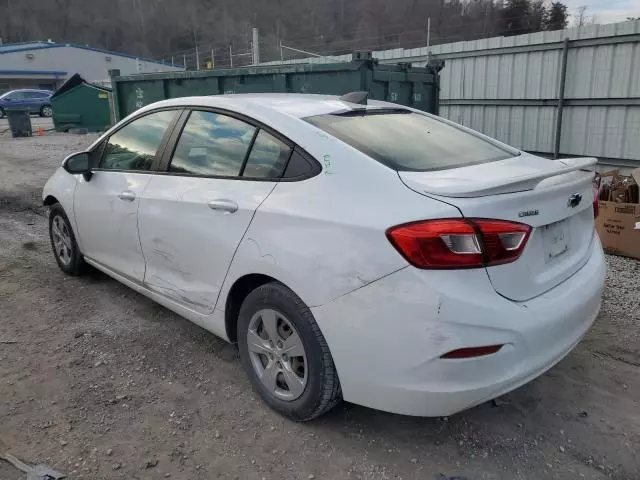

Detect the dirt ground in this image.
[0,131,638,480]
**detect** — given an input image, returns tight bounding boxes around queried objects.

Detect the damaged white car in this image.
[43,93,605,420]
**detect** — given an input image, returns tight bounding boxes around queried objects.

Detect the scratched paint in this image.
[245,238,277,265]
[146,274,213,312]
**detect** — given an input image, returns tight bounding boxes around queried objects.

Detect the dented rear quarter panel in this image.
[217,135,462,310]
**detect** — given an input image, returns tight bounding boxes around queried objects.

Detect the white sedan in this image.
[43,93,605,421]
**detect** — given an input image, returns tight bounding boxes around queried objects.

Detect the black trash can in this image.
[6,108,32,138]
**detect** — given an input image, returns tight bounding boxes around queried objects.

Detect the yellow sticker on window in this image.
[98,92,108,99]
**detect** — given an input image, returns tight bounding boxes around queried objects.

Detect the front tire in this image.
[40,105,52,117]
[238,282,341,421]
[48,203,86,275]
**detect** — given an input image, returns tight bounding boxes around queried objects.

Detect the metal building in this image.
[0,41,183,93]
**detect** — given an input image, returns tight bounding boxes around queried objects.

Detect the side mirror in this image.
[63,152,92,181]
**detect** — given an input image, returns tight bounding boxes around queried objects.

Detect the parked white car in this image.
[43,93,605,421]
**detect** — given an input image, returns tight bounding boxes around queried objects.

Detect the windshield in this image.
[305,111,517,171]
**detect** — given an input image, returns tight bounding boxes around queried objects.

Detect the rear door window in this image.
[242,130,291,179]
[305,111,517,171]
[169,110,256,177]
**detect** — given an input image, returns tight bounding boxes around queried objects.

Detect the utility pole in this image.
[427,17,431,49]
[195,44,200,70]
[229,45,233,68]
[251,27,260,65]
[554,38,570,159]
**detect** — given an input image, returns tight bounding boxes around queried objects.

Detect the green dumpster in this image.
[110,52,443,122]
[51,74,112,132]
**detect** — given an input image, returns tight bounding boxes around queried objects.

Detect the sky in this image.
[563,0,640,25]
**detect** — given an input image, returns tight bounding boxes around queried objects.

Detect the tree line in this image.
[1,0,569,66]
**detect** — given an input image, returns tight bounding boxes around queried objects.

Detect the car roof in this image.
[6,88,51,93]
[141,93,398,120]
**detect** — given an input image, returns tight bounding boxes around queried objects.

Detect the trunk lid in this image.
[399,153,598,301]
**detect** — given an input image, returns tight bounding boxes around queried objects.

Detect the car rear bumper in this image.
[311,235,605,417]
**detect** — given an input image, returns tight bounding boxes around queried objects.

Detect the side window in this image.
[242,130,291,179]
[100,110,177,171]
[7,92,25,100]
[169,111,255,176]
[283,149,321,179]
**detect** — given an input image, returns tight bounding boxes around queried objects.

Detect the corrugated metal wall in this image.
[409,21,640,166]
[264,20,640,166]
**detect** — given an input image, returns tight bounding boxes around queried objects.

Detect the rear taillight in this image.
[386,218,531,269]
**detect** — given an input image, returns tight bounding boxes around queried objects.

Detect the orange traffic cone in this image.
[37,127,45,136]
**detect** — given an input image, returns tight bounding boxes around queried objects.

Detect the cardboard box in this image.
[596,201,640,259]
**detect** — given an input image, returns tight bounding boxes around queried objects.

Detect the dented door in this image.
[137,176,276,314]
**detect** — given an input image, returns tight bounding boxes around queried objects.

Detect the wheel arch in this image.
[223,273,315,345]
[43,194,60,206]
[224,273,279,344]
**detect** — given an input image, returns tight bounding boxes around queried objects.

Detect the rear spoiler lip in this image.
[400,157,597,198]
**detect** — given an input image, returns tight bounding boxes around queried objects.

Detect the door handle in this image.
[117,190,136,202]
[207,199,238,213]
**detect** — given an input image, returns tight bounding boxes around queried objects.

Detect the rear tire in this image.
[40,105,52,117]
[48,203,86,275]
[0,107,4,119]
[238,282,341,421]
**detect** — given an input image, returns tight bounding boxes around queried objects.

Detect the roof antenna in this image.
[339,91,368,105]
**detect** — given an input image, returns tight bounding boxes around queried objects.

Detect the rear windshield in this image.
[305,111,516,171]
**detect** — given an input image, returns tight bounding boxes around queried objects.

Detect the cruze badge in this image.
[518,209,539,217]
[567,193,583,208]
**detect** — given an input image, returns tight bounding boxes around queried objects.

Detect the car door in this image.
[73,109,181,281]
[33,91,49,112]
[138,109,292,314]
[23,92,39,112]
[5,91,26,110]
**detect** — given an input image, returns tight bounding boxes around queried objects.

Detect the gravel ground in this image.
[0,131,639,480]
